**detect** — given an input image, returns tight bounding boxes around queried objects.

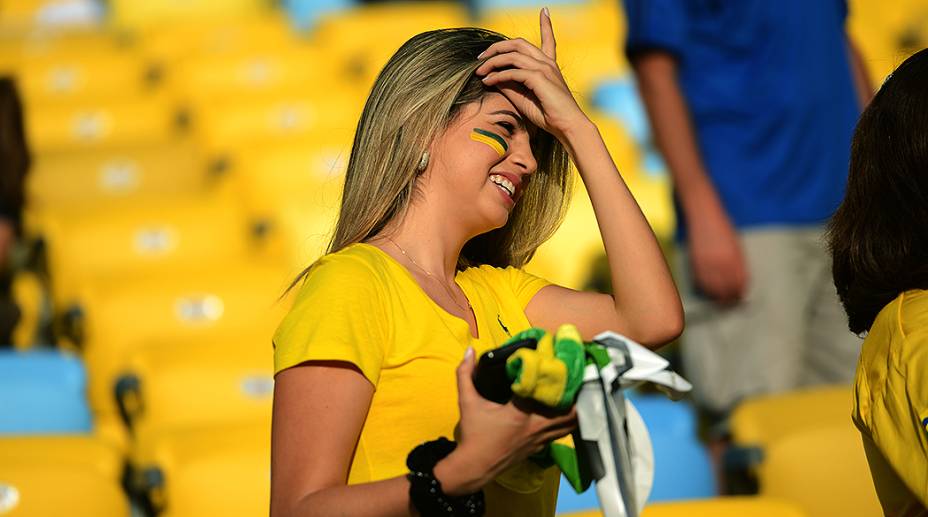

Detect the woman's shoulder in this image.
[294,243,394,296]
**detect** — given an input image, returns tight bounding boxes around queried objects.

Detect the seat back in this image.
[758,424,881,517]
[0,349,92,434]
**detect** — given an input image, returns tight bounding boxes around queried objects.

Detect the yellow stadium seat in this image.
[26,141,212,220]
[525,175,601,290]
[75,263,291,431]
[0,434,124,482]
[117,338,273,445]
[16,51,158,103]
[193,91,362,158]
[313,2,470,89]
[231,141,349,267]
[478,1,621,48]
[0,433,130,514]
[138,11,298,67]
[41,190,253,307]
[758,425,881,517]
[108,0,268,30]
[729,385,853,448]
[25,94,183,154]
[0,463,129,516]
[560,496,806,517]
[130,421,270,517]
[170,45,351,106]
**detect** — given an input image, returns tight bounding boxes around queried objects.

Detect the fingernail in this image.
[465,346,474,360]
[543,6,550,18]
[477,50,486,59]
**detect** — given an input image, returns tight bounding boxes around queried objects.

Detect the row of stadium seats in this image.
[4,0,917,514]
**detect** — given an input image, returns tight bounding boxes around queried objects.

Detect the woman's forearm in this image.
[278,476,414,517]
[276,448,488,517]
[560,119,683,346]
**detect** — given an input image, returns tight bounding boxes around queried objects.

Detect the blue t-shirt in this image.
[624,0,860,232]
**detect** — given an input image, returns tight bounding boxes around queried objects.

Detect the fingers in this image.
[456,347,479,406]
[479,38,552,65]
[475,51,559,82]
[481,68,545,90]
[539,7,556,60]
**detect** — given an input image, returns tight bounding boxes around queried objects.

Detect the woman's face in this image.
[425,92,538,234]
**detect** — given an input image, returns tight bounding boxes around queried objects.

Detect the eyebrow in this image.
[489,110,526,130]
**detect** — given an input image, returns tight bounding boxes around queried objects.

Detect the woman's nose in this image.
[509,138,537,175]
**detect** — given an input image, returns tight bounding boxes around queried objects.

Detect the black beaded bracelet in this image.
[406,437,485,517]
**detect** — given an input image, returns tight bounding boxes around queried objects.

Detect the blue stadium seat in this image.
[629,393,716,501]
[0,349,93,434]
[555,393,715,513]
[284,0,356,30]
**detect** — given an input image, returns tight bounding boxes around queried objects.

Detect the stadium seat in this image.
[729,385,853,448]
[24,94,183,154]
[0,433,124,482]
[0,348,92,434]
[629,394,716,501]
[108,0,269,30]
[558,496,805,517]
[312,2,469,88]
[0,463,129,516]
[138,11,298,68]
[129,421,271,517]
[757,424,880,517]
[26,141,213,224]
[116,337,273,444]
[16,51,158,103]
[192,91,362,159]
[41,189,253,308]
[170,46,347,106]
[231,141,350,267]
[74,263,292,430]
[283,0,355,30]
[525,175,600,290]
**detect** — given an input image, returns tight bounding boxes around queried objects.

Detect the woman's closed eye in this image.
[496,121,516,136]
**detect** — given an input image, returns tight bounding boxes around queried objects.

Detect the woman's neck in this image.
[372,202,471,282]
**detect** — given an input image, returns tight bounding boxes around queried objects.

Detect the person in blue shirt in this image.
[623,0,872,464]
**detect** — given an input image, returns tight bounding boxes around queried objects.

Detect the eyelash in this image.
[497,121,516,136]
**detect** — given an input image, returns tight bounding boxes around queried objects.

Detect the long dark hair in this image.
[826,48,928,334]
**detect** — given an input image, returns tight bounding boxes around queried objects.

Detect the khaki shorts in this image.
[676,226,861,413]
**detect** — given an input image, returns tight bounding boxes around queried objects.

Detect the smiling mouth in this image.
[489,174,515,198]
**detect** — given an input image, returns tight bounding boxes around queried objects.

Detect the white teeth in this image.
[489,174,515,197]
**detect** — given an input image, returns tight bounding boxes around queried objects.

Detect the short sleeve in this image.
[504,266,551,309]
[623,0,689,61]
[273,255,390,385]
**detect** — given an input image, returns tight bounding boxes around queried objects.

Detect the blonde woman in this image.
[271,10,683,517]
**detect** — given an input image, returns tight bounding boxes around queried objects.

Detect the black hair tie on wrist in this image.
[406,437,485,516]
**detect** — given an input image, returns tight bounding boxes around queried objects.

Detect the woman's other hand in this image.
[433,347,577,496]
[475,8,588,141]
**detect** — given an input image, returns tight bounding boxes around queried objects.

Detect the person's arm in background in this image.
[847,36,874,108]
[630,51,748,305]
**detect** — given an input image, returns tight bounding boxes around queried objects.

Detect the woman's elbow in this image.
[634,309,684,349]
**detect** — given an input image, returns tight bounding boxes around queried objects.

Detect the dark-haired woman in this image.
[826,47,928,514]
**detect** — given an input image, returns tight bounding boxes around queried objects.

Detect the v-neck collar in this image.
[357,242,481,340]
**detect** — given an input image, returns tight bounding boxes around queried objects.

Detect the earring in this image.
[417,151,429,172]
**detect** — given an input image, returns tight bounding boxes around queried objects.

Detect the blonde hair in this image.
[293,28,572,287]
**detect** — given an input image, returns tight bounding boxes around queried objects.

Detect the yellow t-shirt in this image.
[853,289,928,514]
[273,242,561,516]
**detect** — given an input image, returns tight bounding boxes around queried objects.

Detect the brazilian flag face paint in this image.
[470,128,508,157]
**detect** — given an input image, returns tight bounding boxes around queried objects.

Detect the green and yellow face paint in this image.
[470,128,508,157]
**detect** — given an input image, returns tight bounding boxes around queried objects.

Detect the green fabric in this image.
[492,325,609,493]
